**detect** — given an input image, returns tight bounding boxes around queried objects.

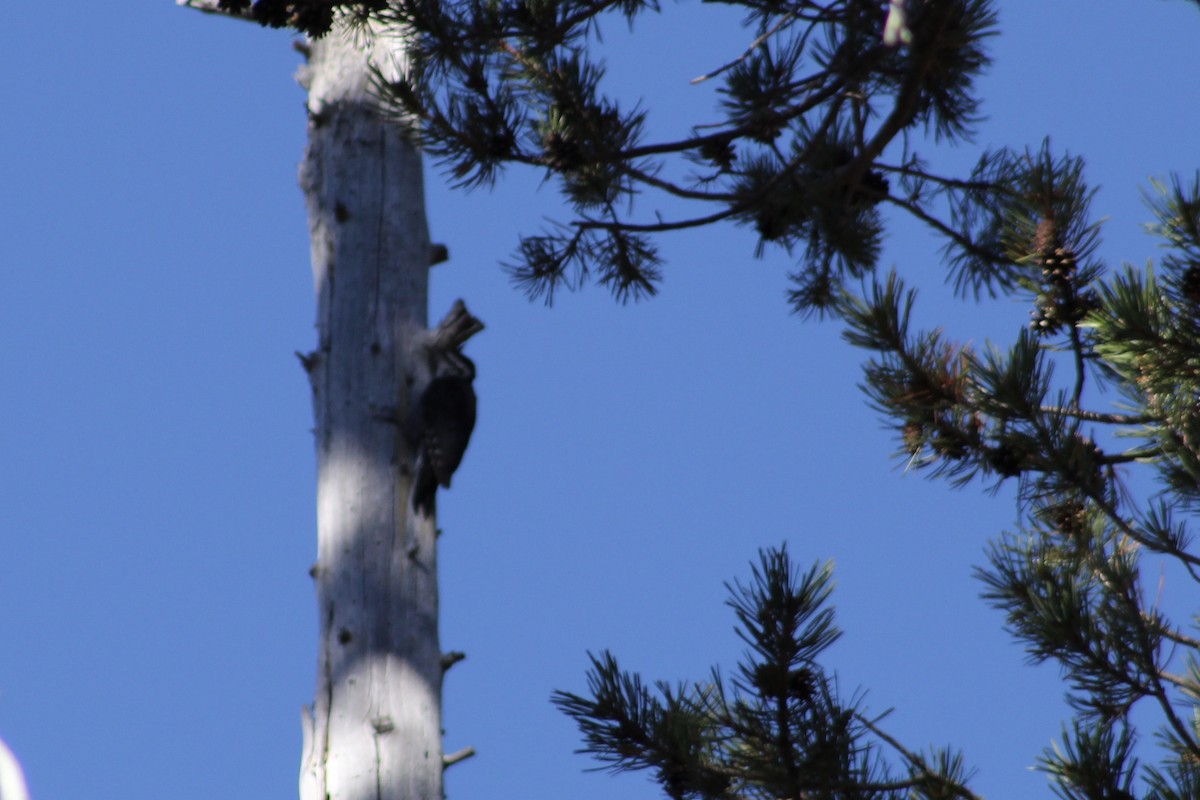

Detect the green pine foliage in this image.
[217,0,1200,795]
[369,0,997,311]
[552,546,980,800]
[841,171,1200,798]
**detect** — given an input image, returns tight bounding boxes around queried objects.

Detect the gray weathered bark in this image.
[294,22,443,800]
[179,6,468,796]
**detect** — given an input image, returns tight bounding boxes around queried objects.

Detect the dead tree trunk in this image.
[179,8,482,796]
[295,24,444,800]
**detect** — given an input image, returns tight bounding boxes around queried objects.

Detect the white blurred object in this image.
[0,737,30,800]
[883,0,913,46]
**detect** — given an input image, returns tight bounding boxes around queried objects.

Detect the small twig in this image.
[443,746,476,768]
[1097,450,1162,466]
[1158,669,1191,690]
[875,161,1018,197]
[429,243,450,266]
[574,203,744,235]
[1160,627,1200,650]
[1038,406,1156,425]
[1090,489,1200,573]
[623,165,737,203]
[1068,324,1087,408]
[616,77,844,162]
[857,713,984,800]
[882,194,1005,266]
[296,350,320,374]
[691,10,800,85]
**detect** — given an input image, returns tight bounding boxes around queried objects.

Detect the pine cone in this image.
[541,130,583,171]
[1041,247,1077,286]
[901,420,924,454]
[1181,264,1200,306]
[698,136,736,171]
[1044,500,1088,538]
[986,444,1023,477]
[1030,296,1062,335]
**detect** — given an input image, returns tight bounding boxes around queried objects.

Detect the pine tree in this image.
[554,545,982,799]
[185,0,1200,796]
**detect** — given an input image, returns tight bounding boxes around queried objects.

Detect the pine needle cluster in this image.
[552,546,980,800]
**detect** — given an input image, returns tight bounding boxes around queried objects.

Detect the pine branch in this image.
[622,165,738,203]
[881,193,1006,268]
[1159,628,1200,650]
[856,713,983,800]
[612,76,847,162]
[690,10,803,85]
[573,205,744,235]
[574,98,846,236]
[876,160,1016,195]
[1038,407,1156,425]
[1147,680,1200,762]
[1068,322,1088,408]
[1089,492,1200,574]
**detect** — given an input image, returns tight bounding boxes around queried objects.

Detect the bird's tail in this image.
[411,453,438,517]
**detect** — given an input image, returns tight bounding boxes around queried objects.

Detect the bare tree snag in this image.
[180,5,476,797]
[294,20,444,800]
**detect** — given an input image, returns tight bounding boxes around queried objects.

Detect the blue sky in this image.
[1,2,1198,798]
